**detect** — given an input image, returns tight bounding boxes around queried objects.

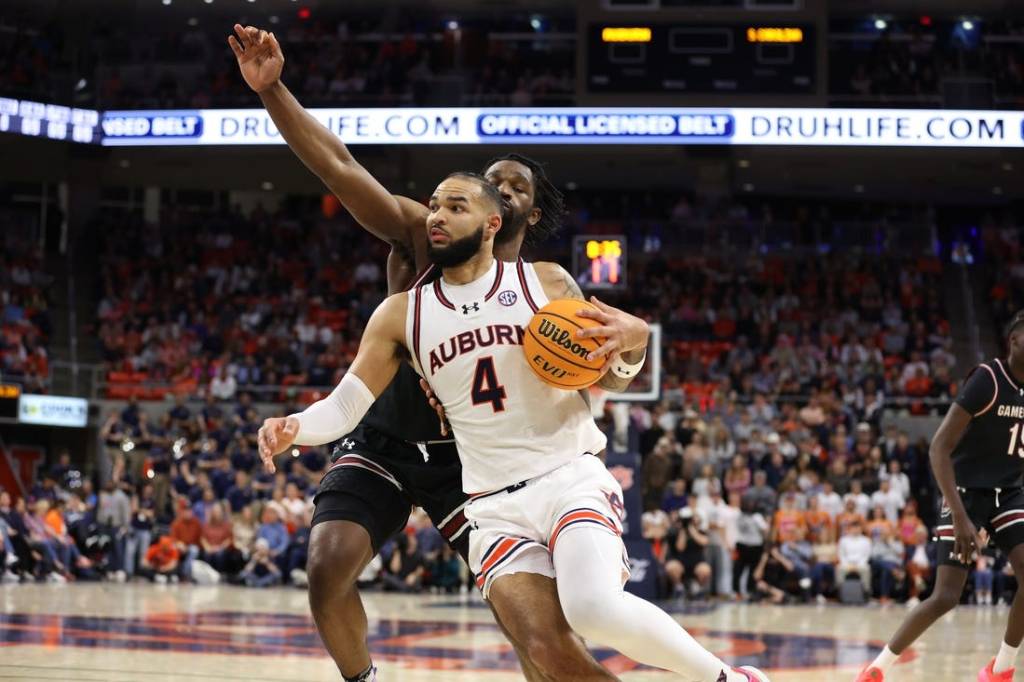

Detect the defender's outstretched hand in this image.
[257,415,300,473]
[228,24,284,93]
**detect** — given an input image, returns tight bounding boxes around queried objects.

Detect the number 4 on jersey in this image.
[472,357,507,412]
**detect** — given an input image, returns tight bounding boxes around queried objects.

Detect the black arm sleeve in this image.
[955,365,997,416]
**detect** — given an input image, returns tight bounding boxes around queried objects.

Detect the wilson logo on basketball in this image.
[537,319,590,360]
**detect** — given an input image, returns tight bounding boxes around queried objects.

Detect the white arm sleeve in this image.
[288,372,376,446]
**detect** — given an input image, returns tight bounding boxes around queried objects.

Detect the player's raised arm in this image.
[256,293,410,472]
[533,261,650,393]
[228,25,427,251]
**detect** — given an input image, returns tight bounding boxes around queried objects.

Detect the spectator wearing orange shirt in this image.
[904,367,933,405]
[804,497,834,545]
[772,493,807,544]
[141,535,180,583]
[200,502,235,575]
[169,499,201,581]
[44,500,66,537]
[42,499,88,576]
[836,498,867,539]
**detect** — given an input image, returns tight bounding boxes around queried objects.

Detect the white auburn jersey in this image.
[406,257,607,495]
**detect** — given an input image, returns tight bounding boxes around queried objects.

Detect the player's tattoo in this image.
[558,267,585,301]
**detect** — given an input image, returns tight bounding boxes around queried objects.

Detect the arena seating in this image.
[0,193,970,600]
[5,12,1023,111]
[0,213,52,393]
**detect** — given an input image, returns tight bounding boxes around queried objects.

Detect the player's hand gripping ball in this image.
[523,299,608,390]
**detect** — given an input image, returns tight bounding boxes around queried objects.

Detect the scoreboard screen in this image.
[0,97,101,144]
[588,23,816,94]
[0,384,21,419]
[573,236,627,291]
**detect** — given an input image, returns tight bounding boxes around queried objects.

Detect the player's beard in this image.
[494,201,529,247]
[427,225,485,268]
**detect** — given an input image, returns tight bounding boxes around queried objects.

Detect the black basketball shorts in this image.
[311,423,471,560]
[936,487,1024,567]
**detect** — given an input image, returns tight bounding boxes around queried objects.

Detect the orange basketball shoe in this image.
[978,658,1015,681]
[855,667,885,682]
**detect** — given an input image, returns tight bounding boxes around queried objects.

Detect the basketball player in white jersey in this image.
[258,173,768,682]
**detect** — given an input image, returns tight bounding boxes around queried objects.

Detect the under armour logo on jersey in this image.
[461,302,480,315]
[498,290,518,306]
[340,438,355,450]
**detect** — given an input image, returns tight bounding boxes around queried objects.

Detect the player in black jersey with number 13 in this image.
[858,311,1024,682]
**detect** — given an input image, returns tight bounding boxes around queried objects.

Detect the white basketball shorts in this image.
[466,454,629,598]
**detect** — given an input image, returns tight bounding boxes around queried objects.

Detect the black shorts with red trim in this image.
[312,423,471,560]
[936,487,1024,567]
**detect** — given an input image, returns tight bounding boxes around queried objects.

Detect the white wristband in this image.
[611,350,647,379]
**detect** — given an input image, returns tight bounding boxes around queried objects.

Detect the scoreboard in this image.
[588,23,816,94]
[573,236,627,290]
[0,97,101,144]
[0,384,20,420]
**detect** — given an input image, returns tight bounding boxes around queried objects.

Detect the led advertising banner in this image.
[17,394,89,428]
[98,107,1024,148]
[2,95,1021,148]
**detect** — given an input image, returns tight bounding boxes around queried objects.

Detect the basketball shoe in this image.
[978,658,1015,681]
[855,667,884,681]
[732,666,770,681]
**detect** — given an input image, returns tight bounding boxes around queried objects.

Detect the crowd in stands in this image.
[0,396,469,592]
[2,160,995,602]
[0,390,1002,605]
[8,8,1024,110]
[830,19,1024,104]
[619,244,955,418]
[0,213,51,393]
[92,195,958,425]
[0,10,574,109]
[984,214,1024,342]
[3,181,1016,610]
[630,398,977,606]
[94,205,392,402]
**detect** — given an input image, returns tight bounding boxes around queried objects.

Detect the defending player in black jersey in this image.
[230,25,632,682]
[857,311,1024,682]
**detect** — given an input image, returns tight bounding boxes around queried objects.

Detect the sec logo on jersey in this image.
[498,290,517,306]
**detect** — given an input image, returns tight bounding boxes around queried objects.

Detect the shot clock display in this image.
[573,236,627,290]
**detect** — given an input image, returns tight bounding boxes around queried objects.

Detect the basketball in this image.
[523,299,607,390]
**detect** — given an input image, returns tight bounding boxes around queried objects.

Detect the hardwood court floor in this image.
[0,583,1010,681]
